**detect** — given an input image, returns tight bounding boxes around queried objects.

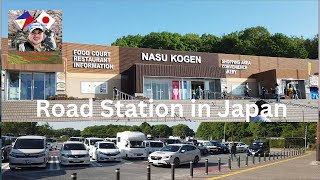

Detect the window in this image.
[187,145,196,151]
[117,137,120,143]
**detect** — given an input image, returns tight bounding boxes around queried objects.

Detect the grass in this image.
[8,50,63,64]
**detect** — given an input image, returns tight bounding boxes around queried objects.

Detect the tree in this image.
[111,35,143,47]
[129,125,142,132]
[140,122,152,135]
[196,122,212,140]
[172,124,194,139]
[37,122,54,136]
[2,122,38,136]
[152,125,172,138]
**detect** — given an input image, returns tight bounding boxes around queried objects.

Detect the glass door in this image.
[20,73,32,100]
[33,73,45,100]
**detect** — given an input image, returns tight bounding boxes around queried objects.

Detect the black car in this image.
[1,136,13,162]
[217,143,229,154]
[247,141,270,156]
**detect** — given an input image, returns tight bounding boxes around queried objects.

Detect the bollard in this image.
[228,157,231,170]
[264,153,266,162]
[147,165,151,180]
[258,154,261,163]
[273,152,275,160]
[286,151,288,158]
[280,152,282,159]
[237,156,240,168]
[277,152,279,159]
[205,159,209,175]
[115,168,120,180]
[71,173,77,180]
[268,152,271,161]
[190,161,193,178]
[245,155,248,166]
[252,155,255,164]
[218,158,221,172]
[171,164,175,180]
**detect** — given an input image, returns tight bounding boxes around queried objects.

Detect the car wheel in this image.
[173,158,180,167]
[193,156,199,166]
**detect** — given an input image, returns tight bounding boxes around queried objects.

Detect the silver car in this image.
[148,144,201,167]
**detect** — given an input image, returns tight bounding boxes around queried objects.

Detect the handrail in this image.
[112,88,135,101]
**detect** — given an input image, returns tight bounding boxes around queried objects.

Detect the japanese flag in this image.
[36,11,55,29]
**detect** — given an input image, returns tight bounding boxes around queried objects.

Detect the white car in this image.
[104,138,117,144]
[198,140,218,154]
[92,141,121,162]
[9,136,49,169]
[47,138,57,150]
[144,140,164,154]
[236,142,249,153]
[148,144,201,167]
[84,138,104,157]
[60,141,90,166]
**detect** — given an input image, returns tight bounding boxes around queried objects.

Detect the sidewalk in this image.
[206,151,320,180]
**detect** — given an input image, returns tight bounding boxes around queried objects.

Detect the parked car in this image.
[60,141,90,165]
[217,142,229,154]
[47,138,58,150]
[247,141,270,156]
[68,137,84,142]
[198,140,218,154]
[236,142,249,153]
[104,138,117,144]
[92,141,121,162]
[2,136,13,162]
[117,131,147,159]
[84,138,104,157]
[148,144,201,167]
[158,138,182,145]
[9,136,49,169]
[144,140,164,154]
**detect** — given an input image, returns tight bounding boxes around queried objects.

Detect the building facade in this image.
[1,38,319,101]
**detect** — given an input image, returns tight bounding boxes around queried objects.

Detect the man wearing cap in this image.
[19,23,45,52]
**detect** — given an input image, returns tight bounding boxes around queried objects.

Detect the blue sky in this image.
[3,0,318,131]
[2,0,318,46]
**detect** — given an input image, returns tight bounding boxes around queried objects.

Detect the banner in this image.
[8,10,62,64]
[172,81,180,100]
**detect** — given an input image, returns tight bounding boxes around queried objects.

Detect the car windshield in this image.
[90,139,103,145]
[69,138,83,142]
[130,141,145,148]
[210,141,219,146]
[166,139,180,144]
[99,143,116,149]
[63,143,86,150]
[14,139,44,149]
[160,145,180,152]
[150,142,164,148]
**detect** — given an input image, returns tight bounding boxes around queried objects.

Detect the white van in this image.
[84,138,104,157]
[116,131,147,159]
[9,136,49,169]
[144,140,164,154]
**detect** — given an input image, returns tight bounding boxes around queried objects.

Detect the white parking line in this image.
[90,161,102,167]
[2,163,9,171]
[48,156,60,171]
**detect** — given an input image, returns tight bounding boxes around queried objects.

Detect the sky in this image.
[2,0,318,131]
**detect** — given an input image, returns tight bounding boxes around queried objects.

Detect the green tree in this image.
[112,35,143,47]
[152,124,172,138]
[129,125,142,132]
[2,122,38,136]
[196,122,212,140]
[172,124,194,139]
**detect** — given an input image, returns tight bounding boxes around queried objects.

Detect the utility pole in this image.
[223,122,226,142]
[304,125,307,152]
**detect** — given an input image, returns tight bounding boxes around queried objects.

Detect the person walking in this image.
[244,82,251,97]
[275,83,280,103]
[292,86,299,99]
[261,86,267,99]
[230,142,237,159]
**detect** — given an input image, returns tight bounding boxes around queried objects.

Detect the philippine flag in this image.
[15,11,34,29]
[36,11,55,29]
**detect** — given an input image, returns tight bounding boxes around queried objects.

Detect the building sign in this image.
[73,50,113,69]
[81,82,108,94]
[141,52,201,64]
[56,72,65,91]
[221,59,251,74]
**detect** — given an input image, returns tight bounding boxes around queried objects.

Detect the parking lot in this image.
[2,143,295,180]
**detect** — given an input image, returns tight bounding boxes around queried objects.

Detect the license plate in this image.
[73,159,81,162]
[252,152,256,155]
